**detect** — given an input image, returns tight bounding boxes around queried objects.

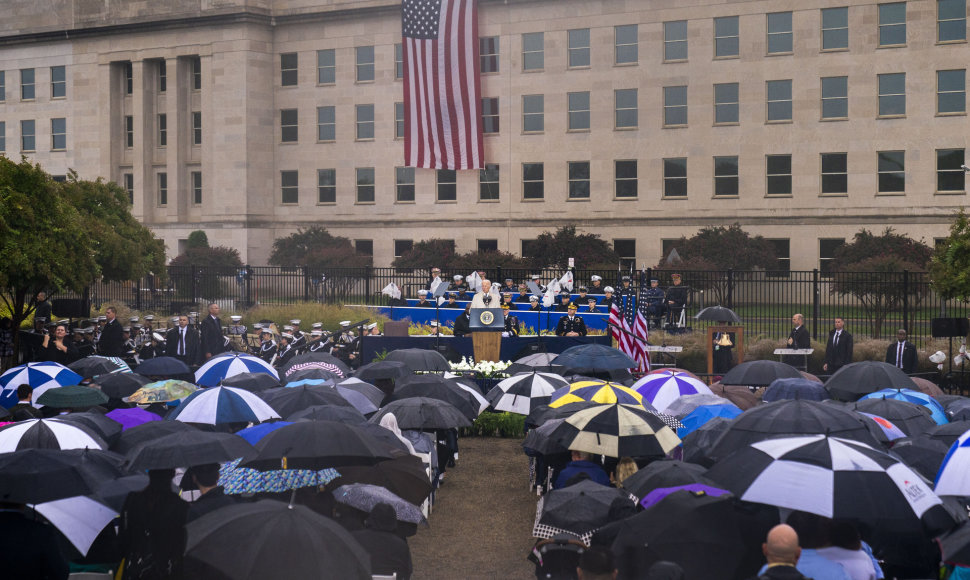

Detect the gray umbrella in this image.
[694,306,740,323]
[720,360,802,387]
[383,348,451,372]
[333,482,428,525]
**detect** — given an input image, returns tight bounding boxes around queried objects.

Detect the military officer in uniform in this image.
[555,291,573,312]
[415,289,434,307]
[644,279,666,329]
[556,303,587,337]
[289,320,306,350]
[616,275,635,306]
[576,286,589,304]
[589,275,604,293]
[501,278,517,294]
[442,292,461,308]
[528,295,541,311]
[449,275,469,297]
[601,286,616,311]
[514,284,531,303]
[502,303,520,337]
[586,297,603,313]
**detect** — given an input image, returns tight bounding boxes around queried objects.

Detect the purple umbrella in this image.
[639,483,731,510]
[104,408,163,431]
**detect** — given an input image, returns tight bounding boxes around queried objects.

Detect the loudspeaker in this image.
[932,317,970,338]
[52,298,91,319]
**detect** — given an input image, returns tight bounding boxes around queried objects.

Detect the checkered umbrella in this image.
[550,403,681,458]
[0,362,84,408]
[487,372,569,415]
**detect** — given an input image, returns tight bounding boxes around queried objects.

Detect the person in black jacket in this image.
[823,317,853,374]
[118,469,188,580]
[199,303,227,361]
[185,464,236,523]
[97,306,125,357]
[555,303,587,337]
[350,503,412,580]
[0,502,70,580]
[41,324,79,365]
[166,315,201,365]
[453,305,471,337]
[33,291,52,325]
[886,328,918,373]
[502,304,520,337]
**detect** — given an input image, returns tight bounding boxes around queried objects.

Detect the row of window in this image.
[268,149,965,206]
[124,171,203,207]
[119,112,202,149]
[0,119,66,152]
[273,1,968,87]
[0,67,66,102]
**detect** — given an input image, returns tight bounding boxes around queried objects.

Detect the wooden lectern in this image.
[470,308,504,362]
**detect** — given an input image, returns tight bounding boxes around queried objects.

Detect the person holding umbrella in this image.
[0,499,70,579]
[185,463,236,523]
[118,468,189,580]
[823,317,854,374]
[350,502,413,580]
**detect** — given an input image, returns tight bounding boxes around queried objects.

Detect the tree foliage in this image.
[452,250,529,271]
[525,225,619,270]
[931,210,970,301]
[392,239,458,270]
[269,227,368,269]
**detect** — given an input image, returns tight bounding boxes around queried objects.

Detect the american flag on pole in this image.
[633,271,651,372]
[610,290,637,367]
[402,0,484,170]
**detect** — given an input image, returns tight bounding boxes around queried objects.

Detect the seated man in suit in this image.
[555,303,587,337]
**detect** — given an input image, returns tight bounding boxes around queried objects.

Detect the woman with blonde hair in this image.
[612,457,639,488]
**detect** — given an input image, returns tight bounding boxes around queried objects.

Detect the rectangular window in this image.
[355,240,374,257]
[568,28,591,68]
[614,239,636,271]
[878,73,906,116]
[664,158,687,197]
[938,0,967,42]
[522,32,544,71]
[281,170,299,204]
[192,112,202,145]
[123,173,133,204]
[938,69,966,114]
[615,24,638,64]
[767,12,794,54]
[280,53,298,86]
[191,56,201,90]
[395,102,405,139]
[938,148,966,191]
[768,239,791,274]
[356,46,374,82]
[191,171,202,205]
[394,44,403,80]
[317,49,336,84]
[568,161,590,199]
[766,79,793,122]
[523,163,544,200]
[157,114,167,147]
[158,60,166,92]
[0,121,5,152]
[19,120,34,151]
[664,86,688,126]
[482,97,500,134]
[394,240,413,258]
[568,91,590,131]
[21,68,35,100]
[318,169,336,204]
[521,239,539,258]
[437,169,457,201]
[715,16,740,58]
[50,65,65,98]
[615,160,637,198]
[714,156,739,196]
[356,167,375,203]
[615,89,638,129]
[821,76,848,119]
[281,109,298,142]
[480,164,500,201]
[0,71,5,102]
[821,153,848,194]
[123,62,132,95]
[766,154,793,196]
[396,167,415,202]
[821,7,849,50]
[50,118,66,151]
[664,21,688,61]
[478,239,499,253]
[878,151,906,193]
[879,2,907,46]
[819,238,845,274]
[356,104,375,140]
[157,173,168,206]
[523,94,544,132]
[317,106,336,141]
[480,36,499,73]
[714,83,739,124]
[125,116,133,148]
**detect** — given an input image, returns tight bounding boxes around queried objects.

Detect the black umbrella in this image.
[220,372,281,392]
[328,454,434,506]
[287,404,367,425]
[853,398,937,437]
[926,420,970,448]
[36,385,109,409]
[525,402,603,430]
[111,419,197,454]
[54,411,123,446]
[762,378,830,402]
[136,356,191,376]
[94,372,151,399]
[938,521,970,567]
[353,423,414,456]
[709,399,881,463]
[947,399,970,422]
[283,368,344,384]
[619,460,713,500]
[889,436,950,481]
[68,356,129,378]
[506,352,565,375]
[694,305,740,323]
[720,360,802,386]
[369,397,472,430]
[383,348,450,372]
[336,378,386,408]
[0,418,107,451]
[552,344,636,372]
[539,479,629,534]
[523,419,570,455]
[938,394,969,408]
[354,360,411,381]
[0,448,130,503]
[125,430,257,471]
[185,499,371,580]
[682,416,734,467]
[390,380,479,420]
[280,352,352,379]
[825,361,917,402]
[260,385,355,417]
[243,420,395,471]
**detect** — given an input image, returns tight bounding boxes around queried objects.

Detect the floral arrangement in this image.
[449,357,512,378]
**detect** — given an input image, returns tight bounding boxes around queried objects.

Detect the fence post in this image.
[191,266,199,303]
[812,269,820,342]
[726,269,734,309]
[902,269,910,333]
[303,266,310,302]
[365,266,373,305]
[245,265,252,307]
[496,266,503,287]
[135,278,141,311]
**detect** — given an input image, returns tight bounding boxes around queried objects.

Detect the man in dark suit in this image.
[886,328,918,373]
[823,317,853,374]
[166,314,200,365]
[556,303,587,336]
[199,302,227,361]
[784,313,811,368]
[97,306,125,356]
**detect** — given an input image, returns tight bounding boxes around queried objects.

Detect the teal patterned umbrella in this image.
[219,458,340,494]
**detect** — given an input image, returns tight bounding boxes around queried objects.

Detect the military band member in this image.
[502,304,520,337]
[276,332,296,367]
[364,322,381,336]
[556,303,587,337]
[307,329,331,352]
[289,319,306,350]
[257,329,277,364]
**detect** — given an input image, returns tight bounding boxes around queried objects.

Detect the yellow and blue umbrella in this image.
[549,380,643,408]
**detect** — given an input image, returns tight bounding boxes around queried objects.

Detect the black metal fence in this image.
[52,266,970,345]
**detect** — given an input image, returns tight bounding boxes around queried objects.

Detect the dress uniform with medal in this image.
[555,303,587,336]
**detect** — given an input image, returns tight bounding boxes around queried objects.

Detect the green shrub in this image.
[460,411,525,438]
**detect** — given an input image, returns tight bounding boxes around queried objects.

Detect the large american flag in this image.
[633,272,651,372]
[402,0,484,170]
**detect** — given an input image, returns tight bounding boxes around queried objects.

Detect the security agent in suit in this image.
[502,304,520,337]
[166,314,200,365]
[200,302,228,361]
[886,328,918,374]
[823,317,853,374]
[97,306,126,356]
[556,303,587,337]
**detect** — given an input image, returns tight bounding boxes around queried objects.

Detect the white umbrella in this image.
[31,496,117,555]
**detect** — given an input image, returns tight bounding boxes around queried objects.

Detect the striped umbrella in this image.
[860,389,948,425]
[550,403,681,458]
[168,386,281,425]
[549,380,644,408]
[0,418,107,451]
[633,374,714,413]
[195,353,279,387]
[0,362,84,408]
[487,372,569,415]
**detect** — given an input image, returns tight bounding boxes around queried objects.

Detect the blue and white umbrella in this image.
[633,373,713,413]
[935,429,970,496]
[860,388,948,425]
[0,362,84,408]
[195,353,279,387]
[168,386,281,425]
